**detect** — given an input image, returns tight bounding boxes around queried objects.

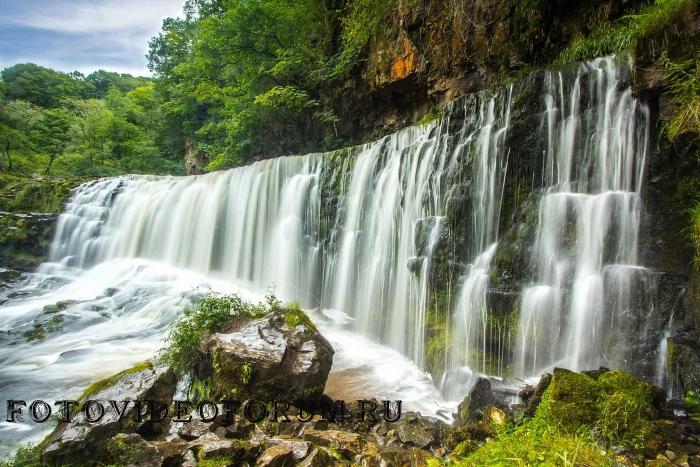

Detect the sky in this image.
[0,0,187,77]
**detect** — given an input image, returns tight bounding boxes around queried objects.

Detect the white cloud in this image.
[3,0,185,35]
[0,0,187,75]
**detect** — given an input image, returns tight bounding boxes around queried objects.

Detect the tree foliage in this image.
[0,63,184,176]
[147,0,351,170]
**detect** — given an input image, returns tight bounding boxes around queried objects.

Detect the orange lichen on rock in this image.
[391,40,417,80]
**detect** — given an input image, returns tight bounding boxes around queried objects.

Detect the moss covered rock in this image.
[535,368,665,452]
[196,306,334,403]
[43,362,177,465]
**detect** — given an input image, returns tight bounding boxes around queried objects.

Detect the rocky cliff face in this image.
[326,0,647,141]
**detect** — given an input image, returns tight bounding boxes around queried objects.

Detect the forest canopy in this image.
[0,0,390,176]
[0,63,184,176]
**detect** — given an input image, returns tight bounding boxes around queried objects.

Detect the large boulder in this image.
[43,362,177,464]
[196,307,334,402]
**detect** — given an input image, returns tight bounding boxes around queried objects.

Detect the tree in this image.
[67,98,113,166]
[147,0,338,169]
[2,63,87,108]
[84,70,150,99]
[0,100,41,171]
[32,108,74,174]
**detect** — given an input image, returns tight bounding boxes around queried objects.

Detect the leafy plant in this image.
[160,293,269,375]
[685,390,700,422]
[190,377,214,402]
[331,0,395,78]
[0,443,47,467]
[240,362,253,385]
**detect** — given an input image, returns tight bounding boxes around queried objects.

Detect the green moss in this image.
[419,107,445,126]
[197,456,232,467]
[684,390,700,422]
[452,369,664,463]
[0,176,87,214]
[23,323,47,342]
[534,369,661,452]
[457,417,613,466]
[283,302,316,332]
[536,369,601,432]
[79,361,154,401]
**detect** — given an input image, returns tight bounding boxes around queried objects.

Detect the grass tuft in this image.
[554,0,696,66]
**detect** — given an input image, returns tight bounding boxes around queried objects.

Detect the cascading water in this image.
[514,56,649,378]
[440,90,512,399]
[0,55,666,456]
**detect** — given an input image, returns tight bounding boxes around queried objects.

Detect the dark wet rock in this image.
[414,216,448,257]
[223,417,256,439]
[448,377,512,450]
[302,428,372,459]
[407,255,426,275]
[42,300,79,314]
[0,267,20,289]
[197,308,334,402]
[393,412,446,449]
[0,211,58,271]
[519,372,553,417]
[177,412,212,441]
[455,377,501,425]
[370,445,434,466]
[151,439,188,466]
[42,364,177,464]
[668,335,700,393]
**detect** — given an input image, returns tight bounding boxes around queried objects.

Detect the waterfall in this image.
[514,57,649,377]
[51,157,323,302]
[440,89,512,399]
[0,55,662,454]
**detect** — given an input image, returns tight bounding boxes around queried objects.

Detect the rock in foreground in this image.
[195,306,334,402]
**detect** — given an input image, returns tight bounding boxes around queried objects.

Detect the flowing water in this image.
[513,57,649,378]
[0,56,663,455]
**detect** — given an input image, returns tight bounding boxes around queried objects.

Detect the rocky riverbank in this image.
[4,295,699,466]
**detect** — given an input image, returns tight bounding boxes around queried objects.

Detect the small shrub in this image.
[0,444,47,467]
[160,293,269,375]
